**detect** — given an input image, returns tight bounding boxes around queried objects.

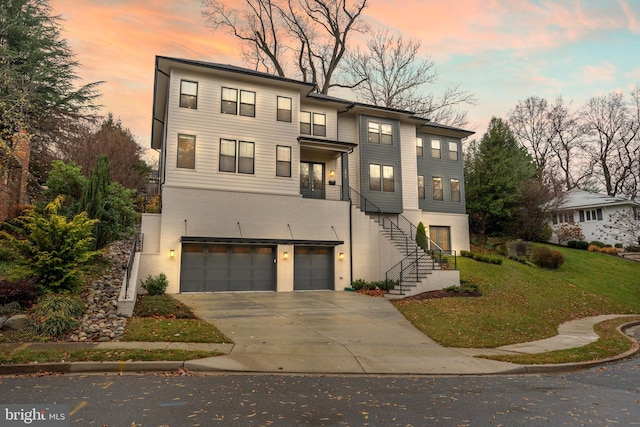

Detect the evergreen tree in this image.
[464,117,537,240]
[415,221,428,252]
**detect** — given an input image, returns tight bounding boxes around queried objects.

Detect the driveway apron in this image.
[175,292,519,375]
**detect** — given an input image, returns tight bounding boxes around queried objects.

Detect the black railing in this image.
[124,233,143,297]
[348,187,457,294]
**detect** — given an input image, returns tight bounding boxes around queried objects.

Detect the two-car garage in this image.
[179,241,336,292]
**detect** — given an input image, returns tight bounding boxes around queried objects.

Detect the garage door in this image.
[294,247,333,290]
[180,244,276,292]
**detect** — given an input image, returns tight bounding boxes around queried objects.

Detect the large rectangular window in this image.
[300,111,311,135]
[418,176,425,199]
[369,164,394,192]
[579,208,602,222]
[449,141,459,161]
[276,145,291,177]
[368,121,393,145]
[451,178,460,202]
[219,139,254,174]
[416,137,424,157]
[221,87,255,117]
[433,177,443,201]
[277,96,292,122]
[431,140,441,158]
[180,80,198,109]
[177,134,196,169]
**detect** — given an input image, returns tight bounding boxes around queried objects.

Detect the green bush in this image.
[30,315,79,338]
[415,222,428,252]
[530,246,565,269]
[350,278,396,291]
[32,294,85,318]
[589,241,605,248]
[508,255,529,265]
[141,273,169,296]
[460,250,473,258]
[0,301,22,316]
[0,197,99,293]
[444,280,479,294]
[568,240,589,250]
[496,244,509,257]
[614,243,623,249]
[351,279,368,290]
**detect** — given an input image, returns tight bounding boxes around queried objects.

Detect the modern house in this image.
[548,188,640,247]
[135,56,473,296]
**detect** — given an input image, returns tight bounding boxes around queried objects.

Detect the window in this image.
[451,178,460,202]
[221,87,237,115]
[177,134,196,169]
[368,121,393,145]
[433,177,443,200]
[180,80,198,109]
[300,111,311,135]
[277,96,292,122]
[313,113,326,136]
[276,145,291,177]
[579,208,602,222]
[449,141,459,161]
[369,164,394,192]
[219,139,255,174]
[416,137,424,157]
[221,87,255,117]
[383,165,394,192]
[418,176,425,199]
[431,139,441,158]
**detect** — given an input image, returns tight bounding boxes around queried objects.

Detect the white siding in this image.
[164,69,302,196]
[299,102,338,140]
[400,122,419,211]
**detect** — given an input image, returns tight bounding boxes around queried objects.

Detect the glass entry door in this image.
[300,162,324,199]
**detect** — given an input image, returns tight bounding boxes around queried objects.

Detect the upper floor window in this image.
[451,178,460,202]
[579,208,602,222]
[369,164,394,192]
[219,139,254,174]
[418,175,425,199]
[177,134,196,169]
[433,177,443,201]
[300,111,326,136]
[449,141,459,161]
[416,137,424,157]
[368,121,393,145]
[221,87,256,117]
[277,96,292,122]
[431,139,441,158]
[276,145,291,177]
[180,80,198,109]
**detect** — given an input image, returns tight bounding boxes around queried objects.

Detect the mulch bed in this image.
[356,289,482,300]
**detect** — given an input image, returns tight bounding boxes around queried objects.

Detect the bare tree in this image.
[581,91,640,198]
[201,0,367,94]
[508,96,554,171]
[341,30,476,127]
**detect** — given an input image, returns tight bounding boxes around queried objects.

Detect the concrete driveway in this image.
[175,292,519,375]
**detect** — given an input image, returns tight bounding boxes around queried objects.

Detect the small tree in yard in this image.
[555,222,585,246]
[0,196,99,293]
[416,222,428,251]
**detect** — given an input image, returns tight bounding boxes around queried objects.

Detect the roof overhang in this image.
[298,136,356,153]
[181,236,343,246]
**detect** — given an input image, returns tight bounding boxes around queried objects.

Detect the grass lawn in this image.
[0,348,221,364]
[393,244,640,351]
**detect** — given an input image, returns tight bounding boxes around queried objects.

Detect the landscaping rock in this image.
[70,239,132,342]
[4,314,31,331]
[0,316,7,329]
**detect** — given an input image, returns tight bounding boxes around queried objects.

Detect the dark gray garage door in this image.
[294,247,333,290]
[180,244,276,292]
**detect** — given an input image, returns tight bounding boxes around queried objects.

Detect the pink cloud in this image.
[582,63,616,84]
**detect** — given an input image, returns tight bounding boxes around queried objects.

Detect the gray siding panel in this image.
[417,133,466,214]
[358,115,403,213]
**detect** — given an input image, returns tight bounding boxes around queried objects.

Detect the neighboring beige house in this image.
[135,56,473,295]
[548,188,640,247]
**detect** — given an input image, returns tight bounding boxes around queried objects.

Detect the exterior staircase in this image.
[349,188,458,297]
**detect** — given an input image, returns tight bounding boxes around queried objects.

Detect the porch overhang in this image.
[298,136,356,154]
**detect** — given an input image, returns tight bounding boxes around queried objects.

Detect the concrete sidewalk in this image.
[1,293,638,375]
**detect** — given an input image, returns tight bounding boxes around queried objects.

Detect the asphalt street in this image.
[1,355,640,426]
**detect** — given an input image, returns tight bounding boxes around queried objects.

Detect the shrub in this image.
[0,278,41,307]
[575,241,589,250]
[460,250,473,258]
[415,222,428,252]
[588,244,601,252]
[0,302,22,316]
[589,241,605,248]
[614,243,623,249]
[567,240,578,248]
[531,246,564,269]
[350,279,396,291]
[29,315,79,338]
[0,197,99,293]
[31,294,85,318]
[141,273,169,296]
[599,247,619,255]
[626,245,640,252]
[351,279,367,290]
[444,280,479,294]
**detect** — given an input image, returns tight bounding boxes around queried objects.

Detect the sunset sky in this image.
[50,0,640,152]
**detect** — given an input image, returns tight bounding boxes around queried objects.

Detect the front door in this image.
[300,162,324,199]
[429,226,451,252]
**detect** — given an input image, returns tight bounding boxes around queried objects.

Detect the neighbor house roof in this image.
[554,188,640,210]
